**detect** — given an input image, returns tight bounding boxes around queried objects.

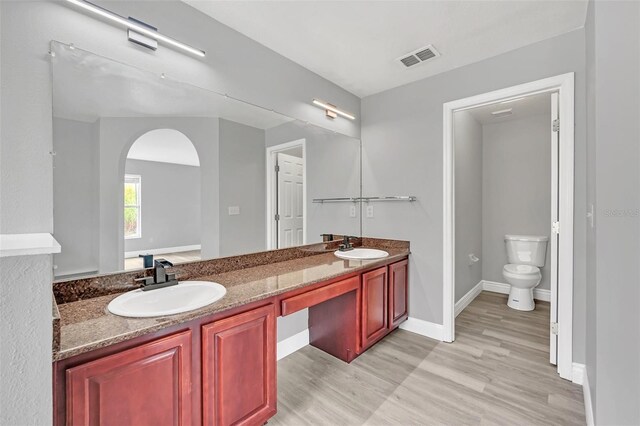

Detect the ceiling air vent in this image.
[397,44,440,68]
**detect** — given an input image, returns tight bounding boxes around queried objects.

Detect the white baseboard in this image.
[579,364,594,426]
[277,329,309,360]
[572,362,585,385]
[399,317,443,341]
[481,280,551,302]
[455,281,484,317]
[124,244,201,259]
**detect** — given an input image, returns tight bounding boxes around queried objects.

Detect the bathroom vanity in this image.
[52,238,409,426]
[48,41,413,426]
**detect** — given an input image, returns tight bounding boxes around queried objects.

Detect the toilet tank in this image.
[504,235,549,266]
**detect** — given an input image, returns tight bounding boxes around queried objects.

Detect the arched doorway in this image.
[123,128,201,270]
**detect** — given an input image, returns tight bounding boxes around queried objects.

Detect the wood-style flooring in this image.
[272,291,585,425]
[123,250,201,270]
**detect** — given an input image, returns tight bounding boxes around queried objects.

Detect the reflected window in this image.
[124,174,142,239]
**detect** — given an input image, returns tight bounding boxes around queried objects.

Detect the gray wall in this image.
[98,117,220,273]
[361,29,587,363]
[124,159,201,253]
[219,119,267,257]
[454,111,483,302]
[53,118,99,276]
[482,115,551,290]
[266,121,361,242]
[587,1,640,424]
[1,2,359,422]
[0,0,360,236]
[0,255,53,426]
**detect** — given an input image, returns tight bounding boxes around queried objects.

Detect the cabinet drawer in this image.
[281,276,360,316]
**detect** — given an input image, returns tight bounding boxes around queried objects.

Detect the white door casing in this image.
[442,73,574,381]
[550,91,559,365]
[266,139,307,250]
[277,153,304,248]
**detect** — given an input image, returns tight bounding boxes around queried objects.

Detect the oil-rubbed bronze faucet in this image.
[338,235,355,252]
[134,259,179,291]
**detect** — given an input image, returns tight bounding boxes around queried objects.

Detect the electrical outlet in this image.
[228,206,240,216]
[366,205,374,218]
[349,205,356,218]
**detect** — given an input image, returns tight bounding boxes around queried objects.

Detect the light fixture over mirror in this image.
[64,0,206,57]
[312,99,356,120]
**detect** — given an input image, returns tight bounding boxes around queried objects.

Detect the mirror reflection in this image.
[51,42,361,279]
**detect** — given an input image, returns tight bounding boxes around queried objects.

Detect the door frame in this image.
[266,139,307,249]
[442,73,575,380]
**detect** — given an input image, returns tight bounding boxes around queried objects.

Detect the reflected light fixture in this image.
[312,99,356,120]
[64,0,206,57]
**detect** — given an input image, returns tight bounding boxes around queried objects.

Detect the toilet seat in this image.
[503,264,540,275]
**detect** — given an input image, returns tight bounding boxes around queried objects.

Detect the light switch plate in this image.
[228,206,240,216]
[366,205,374,218]
[349,205,357,218]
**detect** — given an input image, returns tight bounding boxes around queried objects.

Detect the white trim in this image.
[481,280,551,302]
[442,73,575,380]
[265,139,307,250]
[277,329,309,360]
[0,233,61,257]
[455,281,484,317]
[54,267,98,278]
[124,244,201,259]
[399,317,444,341]
[581,365,595,426]
[572,362,585,386]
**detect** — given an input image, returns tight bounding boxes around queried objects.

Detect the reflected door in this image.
[277,153,304,248]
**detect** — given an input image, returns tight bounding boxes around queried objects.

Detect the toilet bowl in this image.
[503,235,548,311]
[502,264,541,311]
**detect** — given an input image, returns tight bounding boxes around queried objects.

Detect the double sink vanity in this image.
[52,237,410,426]
[48,41,412,426]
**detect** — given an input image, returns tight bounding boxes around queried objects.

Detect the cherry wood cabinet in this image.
[65,331,192,426]
[389,259,409,328]
[202,304,276,426]
[55,256,408,425]
[361,266,389,350]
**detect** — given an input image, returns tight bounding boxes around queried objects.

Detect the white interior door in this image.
[277,153,304,248]
[550,92,560,365]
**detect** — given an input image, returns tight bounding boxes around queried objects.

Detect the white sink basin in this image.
[334,248,389,260]
[107,281,227,318]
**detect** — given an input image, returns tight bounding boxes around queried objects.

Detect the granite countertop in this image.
[55,245,409,361]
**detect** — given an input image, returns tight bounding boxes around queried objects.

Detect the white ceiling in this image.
[185,0,588,97]
[466,92,551,125]
[127,129,200,166]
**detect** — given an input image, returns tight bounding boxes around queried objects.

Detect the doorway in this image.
[266,139,307,249]
[123,128,202,269]
[442,73,575,381]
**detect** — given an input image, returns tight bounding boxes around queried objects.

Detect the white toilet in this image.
[503,235,548,311]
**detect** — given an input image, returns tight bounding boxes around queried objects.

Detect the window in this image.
[124,175,141,239]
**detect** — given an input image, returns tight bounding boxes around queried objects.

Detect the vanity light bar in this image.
[64,0,206,57]
[312,99,356,120]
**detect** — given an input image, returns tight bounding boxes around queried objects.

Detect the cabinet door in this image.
[66,331,192,426]
[389,259,409,328]
[361,266,389,349]
[202,304,276,426]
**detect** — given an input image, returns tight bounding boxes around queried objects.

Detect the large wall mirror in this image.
[51,41,361,279]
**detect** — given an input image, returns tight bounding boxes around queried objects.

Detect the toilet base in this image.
[507,287,535,311]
